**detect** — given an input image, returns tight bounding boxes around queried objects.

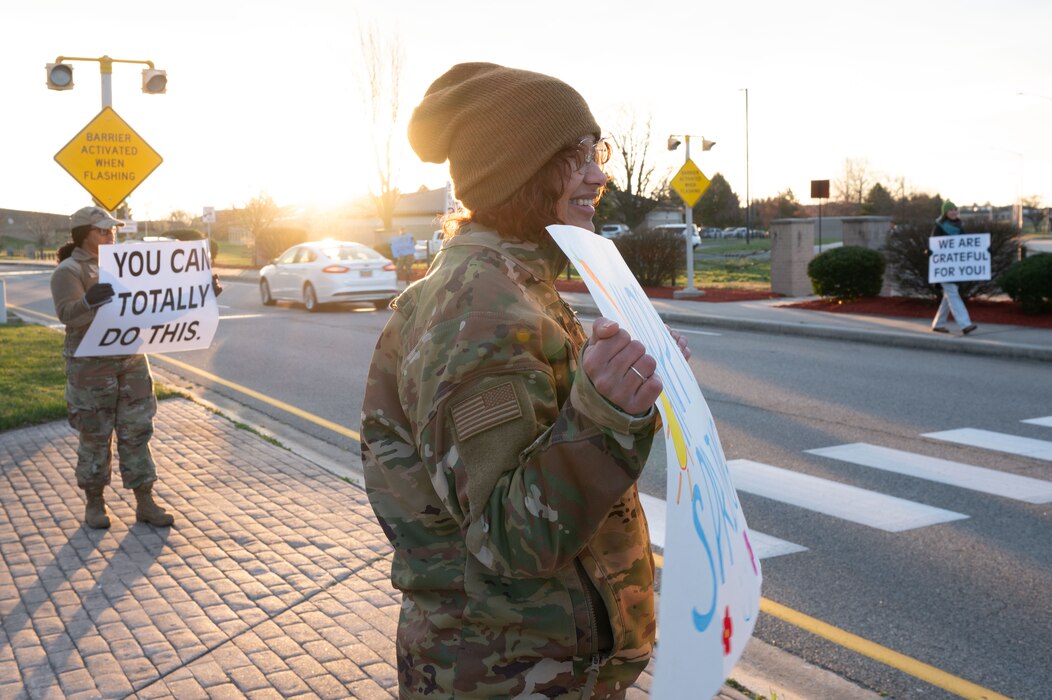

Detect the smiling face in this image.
[554,136,610,232]
[82,226,115,256]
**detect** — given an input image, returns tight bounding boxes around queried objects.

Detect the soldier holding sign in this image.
[929,200,977,335]
[361,63,691,698]
[50,206,175,529]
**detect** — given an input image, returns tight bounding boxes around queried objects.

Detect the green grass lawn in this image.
[700,239,772,255]
[695,256,772,288]
[0,324,185,432]
[214,240,255,267]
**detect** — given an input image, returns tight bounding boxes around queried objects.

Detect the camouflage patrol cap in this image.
[71,206,124,230]
[407,63,600,211]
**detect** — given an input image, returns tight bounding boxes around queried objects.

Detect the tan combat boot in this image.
[133,484,175,527]
[84,488,111,529]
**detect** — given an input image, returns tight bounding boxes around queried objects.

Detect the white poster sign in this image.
[928,233,991,283]
[547,225,762,699]
[389,233,416,259]
[444,180,461,215]
[75,240,219,357]
[202,206,216,224]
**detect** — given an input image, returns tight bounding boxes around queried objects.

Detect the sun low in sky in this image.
[4,0,1050,220]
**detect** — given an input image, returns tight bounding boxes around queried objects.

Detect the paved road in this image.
[5,261,1050,698]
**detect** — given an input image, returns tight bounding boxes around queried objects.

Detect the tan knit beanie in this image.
[408,62,601,211]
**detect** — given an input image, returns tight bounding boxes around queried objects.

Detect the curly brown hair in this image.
[442,141,606,244]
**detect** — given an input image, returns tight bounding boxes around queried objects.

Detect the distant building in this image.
[641,206,685,230]
[0,208,68,257]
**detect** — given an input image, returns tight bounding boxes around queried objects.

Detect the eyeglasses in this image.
[572,137,612,172]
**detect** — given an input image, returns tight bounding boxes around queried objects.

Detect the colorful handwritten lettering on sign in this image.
[76,240,220,357]
[547,225,762,700]
[928,232,991,284]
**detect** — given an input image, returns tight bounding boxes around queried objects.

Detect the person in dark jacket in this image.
[931,200,977,335]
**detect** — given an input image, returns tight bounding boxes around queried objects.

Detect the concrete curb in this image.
[567,301,1052,363]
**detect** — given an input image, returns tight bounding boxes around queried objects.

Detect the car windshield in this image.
[321,245,384,261]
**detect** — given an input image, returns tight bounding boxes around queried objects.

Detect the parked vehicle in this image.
[415,230,446,261]
[259,240,398,312]
[651,223,701,248]
[599,223,630,239]
[702,227,723,238]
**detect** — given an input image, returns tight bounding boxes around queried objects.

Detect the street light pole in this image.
[741,88,750,245]
[668,134,715,298]
[683,136,697,293]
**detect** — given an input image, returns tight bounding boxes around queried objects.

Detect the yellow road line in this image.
[155,355,361,441]
[8,304,361,442]
[653,552,1009,700]
[9,304,58,323]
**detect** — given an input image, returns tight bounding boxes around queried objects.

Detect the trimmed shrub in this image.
[997,254,1052,314]
[164,228,206,241]
[807,246,886,300]
[255,226,309,264]
[613,228,686,287]
[884,220,1020,300]
[163,228,218,262]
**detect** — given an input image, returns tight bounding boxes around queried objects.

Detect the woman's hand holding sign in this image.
[584,317,663,415]
[85,283,114,309]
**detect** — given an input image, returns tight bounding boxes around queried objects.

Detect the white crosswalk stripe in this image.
[807,443,1052,504]
[727,459,968,532]
[645,423,1048,562]
[923,428,1052,461]
[638,492,807,560]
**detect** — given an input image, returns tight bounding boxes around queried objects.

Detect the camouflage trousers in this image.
[65,354,158,490]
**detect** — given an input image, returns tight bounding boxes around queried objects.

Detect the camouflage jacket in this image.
[361,225,658,698]
[50,247,100,358]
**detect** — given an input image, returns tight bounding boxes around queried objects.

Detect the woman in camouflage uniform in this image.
[361,64,689,699]
[51,206,174,530]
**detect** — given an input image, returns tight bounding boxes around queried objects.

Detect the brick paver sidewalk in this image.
[0,399,747,699]
[1,399,402,699]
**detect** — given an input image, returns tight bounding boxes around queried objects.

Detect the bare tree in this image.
[833,158,874,210]
[166,210,193,230]
[1020,195,1046,232]
[237,192,282,265]
[607,107,658,229]
[26,214,58,254]
[359,24,404,233]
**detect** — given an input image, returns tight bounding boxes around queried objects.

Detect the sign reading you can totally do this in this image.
[76,240,219,357]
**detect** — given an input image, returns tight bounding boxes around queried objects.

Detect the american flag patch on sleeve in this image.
[451,381,523,441]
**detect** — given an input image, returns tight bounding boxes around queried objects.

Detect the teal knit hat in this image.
[941,200,957,215]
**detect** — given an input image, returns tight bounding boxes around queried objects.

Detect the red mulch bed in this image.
[553,279,779,303]
[780,296,1052,329]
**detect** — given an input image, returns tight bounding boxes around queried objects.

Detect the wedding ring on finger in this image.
[629,366,647,381]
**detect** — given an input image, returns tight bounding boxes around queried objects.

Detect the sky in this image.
[4,0,1051,222]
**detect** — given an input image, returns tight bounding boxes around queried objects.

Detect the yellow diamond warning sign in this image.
[54,107,163,211]
[670,159,711,208]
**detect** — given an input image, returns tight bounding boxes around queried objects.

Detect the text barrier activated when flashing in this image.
[54,107,163,211]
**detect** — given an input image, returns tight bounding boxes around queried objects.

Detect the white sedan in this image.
[259,240,399,312]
